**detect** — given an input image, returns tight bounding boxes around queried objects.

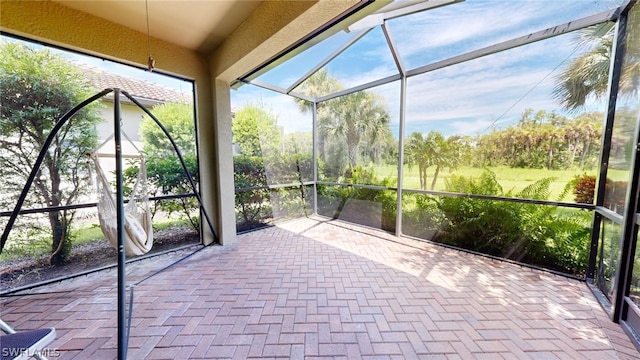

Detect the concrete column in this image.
[211,79,236,245]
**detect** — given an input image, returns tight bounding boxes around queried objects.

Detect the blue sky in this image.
[233,0,623,138]
[3,0,623,139]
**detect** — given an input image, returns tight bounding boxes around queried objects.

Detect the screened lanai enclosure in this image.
[229,0,640,347]
[3,0,640,355]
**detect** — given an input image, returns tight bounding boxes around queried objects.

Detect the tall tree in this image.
[294,69,392,173]
[475,109,601,170]
[140,101,196,156]
[326,90,391,168]
[554,21,640,110]
[554,24,614,110]
[0,42,101,264]
[425,132,449,191]
[562,112,602,169]
[406,131,462,191]
[435,135,465,190]
[232,104,282,157]
[405,132,431,190]
[294,68,344,107]
[294,68,343,163]
[138,101,200,232]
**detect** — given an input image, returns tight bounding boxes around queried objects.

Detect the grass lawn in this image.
[0,217,192,262]
[71,217,190,245]
[373,165,627,201]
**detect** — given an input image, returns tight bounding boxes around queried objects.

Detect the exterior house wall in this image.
[95,102,145,145]
[93,102,146,188]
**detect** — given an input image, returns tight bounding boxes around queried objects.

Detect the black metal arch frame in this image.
[0,88,218,359]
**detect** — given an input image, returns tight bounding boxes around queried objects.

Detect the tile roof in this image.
[71,61,192,104]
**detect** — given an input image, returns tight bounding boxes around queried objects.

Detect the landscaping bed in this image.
[1,225,199,292]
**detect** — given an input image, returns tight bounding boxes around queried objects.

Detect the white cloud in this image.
[336,62,399,90]
[390,0,620,69]
[231,86,313,134]
[401,37,578,135]
[449,118,495,135]
[232,0,619,138]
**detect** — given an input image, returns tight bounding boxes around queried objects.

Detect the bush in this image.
[402,193,444,240]
[604,179,628,214]
[264,153,313,184]
[571,173,596,204]
[234,156,271,230]
[436,171,522,256]
[123,154,201,232]
[431,170,591,275]
[233,154,312,231]
[317,166,397,232]
[0,217,52,260]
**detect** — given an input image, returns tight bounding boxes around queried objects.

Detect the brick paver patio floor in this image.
[2,216,639,359]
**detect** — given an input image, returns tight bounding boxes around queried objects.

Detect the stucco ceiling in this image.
[53,0,264,53]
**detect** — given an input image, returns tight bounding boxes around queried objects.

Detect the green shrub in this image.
[264,153,313,184]
[123,154,201,232]
[233,153,315,231]
[436,171,522,257]
[234,156,271,231]
[402,193,444,239]
[0,220,51,261]
[604,179,628,214]
[317,166,397,232]
[433,169,591,275]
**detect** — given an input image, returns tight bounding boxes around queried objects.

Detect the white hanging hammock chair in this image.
[91,136,153,256]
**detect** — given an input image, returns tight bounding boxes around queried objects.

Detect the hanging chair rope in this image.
[91,154,153,256]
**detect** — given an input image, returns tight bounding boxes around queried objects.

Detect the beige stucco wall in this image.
[0,1,207,81]
[95,103,145,143]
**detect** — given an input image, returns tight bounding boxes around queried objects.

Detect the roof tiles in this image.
[72,61,192,104]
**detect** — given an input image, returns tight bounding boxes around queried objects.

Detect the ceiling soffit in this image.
[53,0,263,53]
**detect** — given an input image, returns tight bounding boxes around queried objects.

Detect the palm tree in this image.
[294,68,344,108]
[405,131,461,191]
[405,132,431,190]
[437,135,465,189]
[294,68,343,162]
[427,132,467,190]
[554,22,640,110]
[425,132,449,190]
[294,69,391,171]
[328,90,390,168]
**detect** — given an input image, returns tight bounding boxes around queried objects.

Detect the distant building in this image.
[73,62,193,179]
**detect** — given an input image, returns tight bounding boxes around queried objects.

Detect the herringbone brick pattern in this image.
[2,216,638,359]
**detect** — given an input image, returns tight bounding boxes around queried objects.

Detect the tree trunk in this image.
[348,146,358,168]
[46,155,68,265]
[48,210,67,265]
[547,138,554,170]
[431,166,440,191]
[419,164,427,191]
[318,134,326,163]
[579,139,591,169]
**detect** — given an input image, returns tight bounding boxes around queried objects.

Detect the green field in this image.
[0,217,192,262]
[372,165,628,201]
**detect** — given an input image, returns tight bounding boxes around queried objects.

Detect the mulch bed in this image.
[1,226,199,292]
